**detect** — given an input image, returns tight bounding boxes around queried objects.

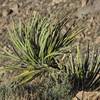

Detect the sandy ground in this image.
[0,0,100,49]
[0,0,100,99]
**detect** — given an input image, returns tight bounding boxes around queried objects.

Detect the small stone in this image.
[81,0,88,7]
[9,3,19,14]
[2,9,8,17]
[95,36,100,44]
[52,0,66,5]
[2,8,13,17]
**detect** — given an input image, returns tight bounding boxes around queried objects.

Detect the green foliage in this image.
[0,84,35,100]
[0,70,72,100]
[66,44,100,92]
[0,12,83,86]
[37,70,72,100]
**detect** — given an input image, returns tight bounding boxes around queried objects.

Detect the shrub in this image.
[0,12,86,100]
[0,12,83,86]
[0,70,72,100]
[66,44,100,93]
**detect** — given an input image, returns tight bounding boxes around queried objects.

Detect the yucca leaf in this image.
[67,45,100,91]
[0,12,84,86]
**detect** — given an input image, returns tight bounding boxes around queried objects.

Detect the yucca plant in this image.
[66,44,100,92]
[0,12,84,87]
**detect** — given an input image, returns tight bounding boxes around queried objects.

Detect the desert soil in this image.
[0,0,100,100]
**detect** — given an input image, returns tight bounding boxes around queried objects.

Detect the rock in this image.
[2,9,9,17]
[9,3,19,14]
[52,0,66,5]
[2,9,13,17]
[73,91,100,100]
[95,36,100,44]
[81,0,88,7]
